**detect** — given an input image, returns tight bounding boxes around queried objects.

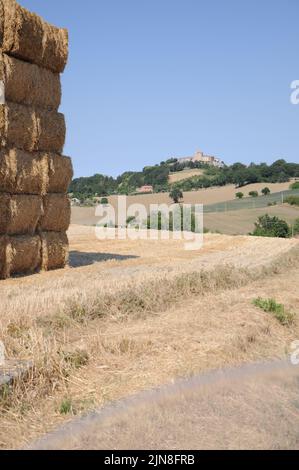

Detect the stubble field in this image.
[71,180,298,235]
[0,225,298,449]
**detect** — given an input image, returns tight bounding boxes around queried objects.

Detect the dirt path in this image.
[30,360,299,450]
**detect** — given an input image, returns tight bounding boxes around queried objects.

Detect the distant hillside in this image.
[168,168,204,184]
[69,159,299,201]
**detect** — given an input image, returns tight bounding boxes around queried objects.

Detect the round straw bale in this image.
[0,194,43,235]
[9,234,41,276]
[47,154,73,194]
[0,1,3,44]
[41,231,69,271]
[1,53,61,111]
[0,148,15,193]
[0,102,65,153]
[39,194,71,232]
[0,234,9,279]
[0,149,48,195]
[0,193,10,234]
[0,102,37,151]
[36,109,66,154]
[1,0,68,73]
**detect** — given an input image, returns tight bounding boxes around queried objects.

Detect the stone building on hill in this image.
[175,149,224,168]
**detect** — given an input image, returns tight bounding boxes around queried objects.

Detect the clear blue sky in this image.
[21,0,299,177]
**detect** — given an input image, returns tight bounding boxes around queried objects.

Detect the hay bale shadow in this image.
[69,251,139,268]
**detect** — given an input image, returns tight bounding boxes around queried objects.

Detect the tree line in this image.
[69,159,299,201]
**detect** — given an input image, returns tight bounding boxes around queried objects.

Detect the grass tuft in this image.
[60,350,89,369]
[59,398,75,415]
[253,297,295,326]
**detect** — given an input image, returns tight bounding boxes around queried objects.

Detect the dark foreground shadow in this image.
[69,251,139,268]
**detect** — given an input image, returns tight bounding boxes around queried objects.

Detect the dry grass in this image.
[108,181,293,209]
[168,169,204,184]
[31,361,299,450]
[0,226,298,449]
[41,245,298,328]
[1,225,297,321]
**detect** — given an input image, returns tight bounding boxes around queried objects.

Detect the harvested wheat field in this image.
[0,225,298,449]
[72,202,299,236]
[31,361,299,450]
[107,181,294,211]
[168,168,204,183]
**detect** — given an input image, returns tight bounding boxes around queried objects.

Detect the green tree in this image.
[236,192,244,199]
[169,188,183,204]
[100,197,109,205]
[251,214,291,238]
[262,187,271,196]
[68,159,299,197]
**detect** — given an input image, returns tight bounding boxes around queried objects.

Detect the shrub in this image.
[253,297,295,326]
[251,214,291,238]
[100,197,109,205]
[249,191,258,198]
[262,187,271,196]
[236,192,244,199]
[169,188,183,204]
[285,196,299,206]
[290,182,299,190]
[83,198,95,207]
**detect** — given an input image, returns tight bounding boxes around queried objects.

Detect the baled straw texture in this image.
[8,234,41,276]
[0,102,65,153]
[39,194,71,232]
[0,148,48,195]
[0,193,43,235]
[0,53,61,111]
[0,0,68,73]
[41,231,69,271]
[0,149,73,195]
[47,153,73,194]
[0,234,9,279]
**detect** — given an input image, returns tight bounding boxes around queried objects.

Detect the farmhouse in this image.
[136,185,154,194]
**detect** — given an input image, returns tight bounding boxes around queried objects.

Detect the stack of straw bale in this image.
[0,0,73,279]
